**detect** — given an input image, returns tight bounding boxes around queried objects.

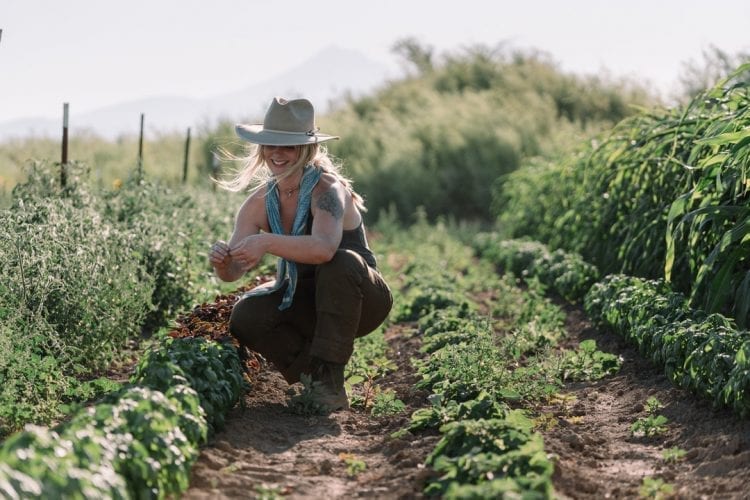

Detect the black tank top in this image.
[338,222,377,268]
[296,219,377,278]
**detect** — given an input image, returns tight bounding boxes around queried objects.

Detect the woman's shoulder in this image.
[237,188,267,216]
[235,189,270,232]
[314,171,344,192]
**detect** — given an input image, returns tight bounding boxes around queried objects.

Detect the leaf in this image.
[695,128,750,147]
[734,271,750,329]
[578,339,597,353]
[697,152,729,169]
[346,375,365,386]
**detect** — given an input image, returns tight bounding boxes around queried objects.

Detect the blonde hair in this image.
[215,143,366,211]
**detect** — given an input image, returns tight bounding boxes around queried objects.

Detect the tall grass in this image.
[0,127,227,194]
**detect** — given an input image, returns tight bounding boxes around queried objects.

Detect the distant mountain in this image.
[0,46,397,141]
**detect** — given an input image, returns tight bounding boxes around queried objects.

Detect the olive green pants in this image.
[229,250,393,384]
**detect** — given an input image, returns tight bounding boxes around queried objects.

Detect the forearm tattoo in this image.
[317,189,344,220]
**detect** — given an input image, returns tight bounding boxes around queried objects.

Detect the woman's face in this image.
[262,145,300,176]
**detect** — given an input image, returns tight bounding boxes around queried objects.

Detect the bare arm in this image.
[228,175,352,266]
[209,193,266,282]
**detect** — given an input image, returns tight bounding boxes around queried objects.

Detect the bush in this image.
[0,164,155,434]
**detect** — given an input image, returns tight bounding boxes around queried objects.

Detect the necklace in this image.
[281,186,299,198]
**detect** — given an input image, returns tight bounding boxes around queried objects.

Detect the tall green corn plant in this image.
[500,63,750,326]
[665,64,750,326]
[560,105,707,278]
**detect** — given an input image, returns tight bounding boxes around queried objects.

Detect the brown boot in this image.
[308,357,349,412]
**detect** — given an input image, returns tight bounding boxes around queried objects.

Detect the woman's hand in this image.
[209,240,232,268]
[229,234,268,270]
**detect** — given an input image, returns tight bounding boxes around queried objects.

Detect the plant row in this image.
[0,161,241,436]
[378,221,620,498]
[408,305,556,499]
[475,233,750,419]
[0,335,244,499]
[496,64,750,327]
[473,234,600,303]
[584,274,750,417]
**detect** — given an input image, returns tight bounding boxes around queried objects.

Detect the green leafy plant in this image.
[425,412,554,497]
[339,453,367,477]
[370,388,406,417]
[639,476,675,499]
[662,447,687,463]
[631,398,669,438]
[345,328,397,410]
[558,339,622,381]
[0,425,128,499]
[632,414,670,438]
[585,274,750,417]
[131,336,245,434]
[407,392,508,433]
[645,396,664,414]
[254,483,287,499]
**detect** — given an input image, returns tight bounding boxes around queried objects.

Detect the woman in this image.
[209,97,393,412]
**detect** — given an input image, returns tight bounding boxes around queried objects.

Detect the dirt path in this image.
[183,325,439,499]
[541,304,750,499]
[181,297,750,499]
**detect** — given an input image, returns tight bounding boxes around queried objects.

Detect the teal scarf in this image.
[241,165,322,310]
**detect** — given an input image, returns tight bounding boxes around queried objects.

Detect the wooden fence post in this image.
[137,113,145,180]
[61,103,69,188]
[211,152,221,192]
[182,127,191,183]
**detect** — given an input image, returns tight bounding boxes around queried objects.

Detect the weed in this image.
[254,483,287,499]
[631,398,669,438]
[645,396,664,414]
[286,374,327,416]
[371,388,406,417]
[558,339,622,382]
[631,414,669,438]
[639,476,674,499]
[339,453,366,477]
[534,412,559,432]
[662,447,687,463]
[220,463,240,474]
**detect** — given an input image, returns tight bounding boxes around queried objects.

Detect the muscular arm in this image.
[217,175,357,280]
[260,180,346,263]
[230,175,349,266]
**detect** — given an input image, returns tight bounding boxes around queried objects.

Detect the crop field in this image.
[1,52,749,499]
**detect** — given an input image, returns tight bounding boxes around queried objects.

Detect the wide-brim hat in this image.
[236,97,339,146]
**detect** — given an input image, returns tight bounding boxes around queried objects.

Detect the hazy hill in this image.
[0,45,395,141]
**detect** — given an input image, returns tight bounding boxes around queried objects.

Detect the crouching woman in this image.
[209,97,393,412]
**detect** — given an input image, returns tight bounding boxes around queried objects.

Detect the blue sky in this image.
[1,0,749,123]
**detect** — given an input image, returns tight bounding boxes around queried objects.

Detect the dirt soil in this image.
[541,304,750,499]
[183,324,439,500]
[182,297,750,499]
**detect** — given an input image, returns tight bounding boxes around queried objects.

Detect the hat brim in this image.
[236,124,339,146]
